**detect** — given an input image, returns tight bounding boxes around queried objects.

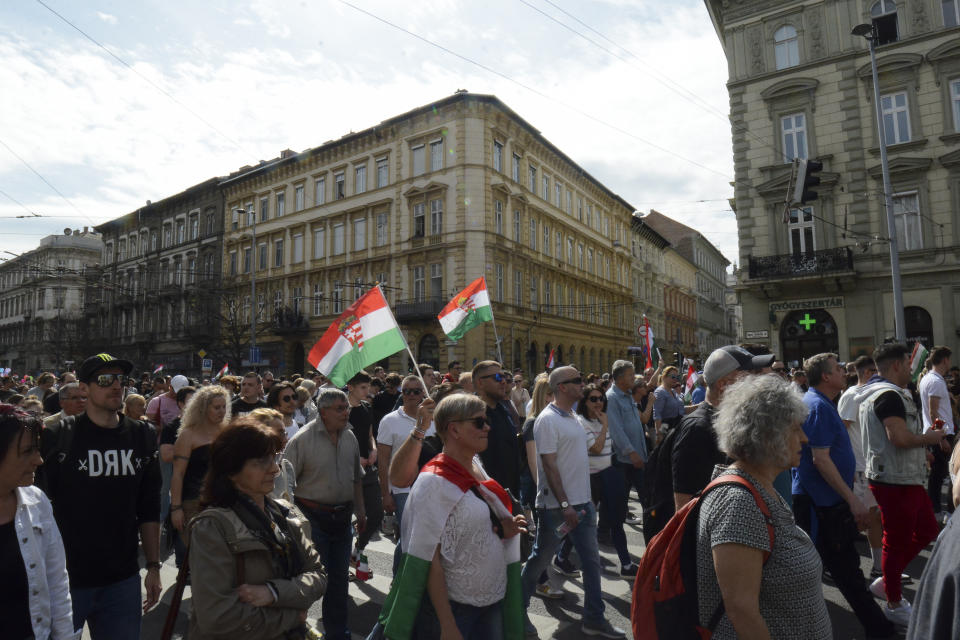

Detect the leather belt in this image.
[295,497,352,513]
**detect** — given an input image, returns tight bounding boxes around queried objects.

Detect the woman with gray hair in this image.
[375,393,526,639]
[695,374,831,639]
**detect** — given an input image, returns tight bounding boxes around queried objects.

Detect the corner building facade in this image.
[707,0,960,364]
[220,93,638,375]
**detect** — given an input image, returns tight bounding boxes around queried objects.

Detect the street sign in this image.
[197,349,207,358]
[249,347,261,365]
[637,325,647,337]
[201,358,213,373]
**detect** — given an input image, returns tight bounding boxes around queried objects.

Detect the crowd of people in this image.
[1,340,959,639]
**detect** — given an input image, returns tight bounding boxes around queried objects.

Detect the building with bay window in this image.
[706,0,960,364]
[220,92,641,375]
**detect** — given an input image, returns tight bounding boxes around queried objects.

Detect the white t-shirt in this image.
[377,407,436,494]
[533,403,591,508]
[837,384,866,472]
[577,414,612,474]
[919,370,954,434]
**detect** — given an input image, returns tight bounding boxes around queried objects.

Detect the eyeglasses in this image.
[252,453,282,469]
[280,395,295,402]
[454,416,487,430]
[560,377,583,385]
[587,396,604,403]
[402,388,423,395]
[94,374,128,387]
[479,372,506,382]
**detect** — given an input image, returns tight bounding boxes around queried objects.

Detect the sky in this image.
[0,0,738,268]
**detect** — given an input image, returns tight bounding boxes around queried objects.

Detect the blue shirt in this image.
[691,386,706,404]
[791,387,856,506]
[605,385,648,463]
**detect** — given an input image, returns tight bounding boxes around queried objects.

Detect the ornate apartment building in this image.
[90,178,224,374]
[220,92,639,375]
[662,246,699,359]
[0,229,103,372]
[707,0,960,364]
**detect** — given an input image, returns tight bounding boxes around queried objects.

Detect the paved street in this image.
[119,495,934,640]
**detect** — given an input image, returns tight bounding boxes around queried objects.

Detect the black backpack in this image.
[640,425,682,544]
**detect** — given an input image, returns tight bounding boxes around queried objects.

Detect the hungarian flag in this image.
[546,348,556,369]
[214,363,229,379]
[909,342,929,382]
[152,364,164,375]
[437,276,494,341]
[377,454,523,639]
[308,286,406,387]
[642,315,654,369]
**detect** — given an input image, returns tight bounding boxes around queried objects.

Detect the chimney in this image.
[280,149,296,159]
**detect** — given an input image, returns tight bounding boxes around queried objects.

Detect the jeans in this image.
[71,572,141,640]
[594,466,631,566]
[870,482,940,603]
[793,495,894,638]
[392,491,409,577]
[413,597,504,640]
[304,509,353,640]
[520,502,604,624]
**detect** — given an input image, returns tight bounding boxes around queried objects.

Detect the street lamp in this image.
[852,22,907,343]
[235,208,257,367]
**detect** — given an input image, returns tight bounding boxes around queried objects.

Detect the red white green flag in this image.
[437,276,494,341]
[308,287,406,387]
[214,363,229,379]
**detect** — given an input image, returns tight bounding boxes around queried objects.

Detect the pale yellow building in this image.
[220,93,638,375]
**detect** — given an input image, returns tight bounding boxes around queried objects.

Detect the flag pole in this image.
[378,285,429,391]
[483,276,505,364]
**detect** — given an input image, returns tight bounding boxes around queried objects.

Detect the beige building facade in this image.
[707,0,960,364]
[220,93,638,376]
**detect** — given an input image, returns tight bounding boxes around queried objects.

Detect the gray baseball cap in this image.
[702,346,775,386]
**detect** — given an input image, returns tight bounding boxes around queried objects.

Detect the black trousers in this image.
[793,494,895,638]
[357,466,383,550]
[927,435,955,514]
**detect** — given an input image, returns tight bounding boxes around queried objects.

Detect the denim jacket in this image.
[605,385,648,463]
[14,485,80,640]
[856,379,926,486]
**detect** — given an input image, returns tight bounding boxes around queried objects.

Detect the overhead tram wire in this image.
[0,189,41,218]
[522,0,783,161]
[335,0,732,182]
[0,137,95,225]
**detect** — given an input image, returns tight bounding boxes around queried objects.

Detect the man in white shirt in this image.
[519,366,625,639]
[919,346,955,520]
[376,375,433,575]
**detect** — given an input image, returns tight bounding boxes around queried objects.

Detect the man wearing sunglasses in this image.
[39,353,162,639]
[473,360,523,496]
[267,381,301,441]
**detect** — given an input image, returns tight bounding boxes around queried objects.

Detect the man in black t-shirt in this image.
[40,353,162,639]
[231,371,267,416]
[371,372,402,435]
[474,360,522,495]
[347,370,382,573]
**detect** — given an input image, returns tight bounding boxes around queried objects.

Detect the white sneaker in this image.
[883,599,913,627]
[534,583,565,599]
[869,576,886,600]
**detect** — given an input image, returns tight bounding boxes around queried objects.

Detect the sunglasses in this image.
[669,375,680,380]
[280,395,295,402]
[94,374,129,387]
[587,395,604,403]
[560,377,583,385]
[454,416,487,430]
[479,372,506,382]
[402,388,424,395]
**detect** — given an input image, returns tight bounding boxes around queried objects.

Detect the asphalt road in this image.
[109,495,934,639]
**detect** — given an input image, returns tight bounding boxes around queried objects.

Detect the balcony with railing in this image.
[272,307,310,336]
[394,297,445,322]
[748,247,854,280]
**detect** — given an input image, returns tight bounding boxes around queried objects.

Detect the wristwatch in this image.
[560,500,570,509]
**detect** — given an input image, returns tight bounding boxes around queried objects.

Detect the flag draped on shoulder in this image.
[378,453,523,640]
[307,287,406,387]
[437,276,494,341]
[910,342,929,382]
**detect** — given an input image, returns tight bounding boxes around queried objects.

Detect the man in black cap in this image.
[39,353,162,639]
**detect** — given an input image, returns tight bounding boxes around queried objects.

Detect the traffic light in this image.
[792,158,823,205]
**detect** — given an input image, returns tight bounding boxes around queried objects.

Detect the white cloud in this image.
[96,11,118,25]
[0,0,738,262]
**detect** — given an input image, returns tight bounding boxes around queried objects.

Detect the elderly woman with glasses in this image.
[188,417,326,640]
[688,374,830,639]
[376,393,527,640]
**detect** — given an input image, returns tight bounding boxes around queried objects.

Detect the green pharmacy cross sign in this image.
[799,313,817,331]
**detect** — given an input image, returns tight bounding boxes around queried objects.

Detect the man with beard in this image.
[474,360,522,495]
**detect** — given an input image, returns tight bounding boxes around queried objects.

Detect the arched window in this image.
[904,306,933,349]
[871,0,899,45]
[417,334,439,368]
[774,25,799,70]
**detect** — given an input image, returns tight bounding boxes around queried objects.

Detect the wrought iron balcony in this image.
[748,247,853,280]
[272,307,310,336]
[394,297,445,322]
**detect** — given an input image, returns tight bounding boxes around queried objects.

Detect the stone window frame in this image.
[856,53,925,152]
[866,157,934,254]
[760,77,820,166]
[928,40,960,140]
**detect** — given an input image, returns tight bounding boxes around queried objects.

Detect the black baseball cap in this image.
[78,353,134,383]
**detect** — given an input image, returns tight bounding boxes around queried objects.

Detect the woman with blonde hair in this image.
[170,385,231,538]
[248,407,297,502]
[122,393,146,420]
[653,365,692,439]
